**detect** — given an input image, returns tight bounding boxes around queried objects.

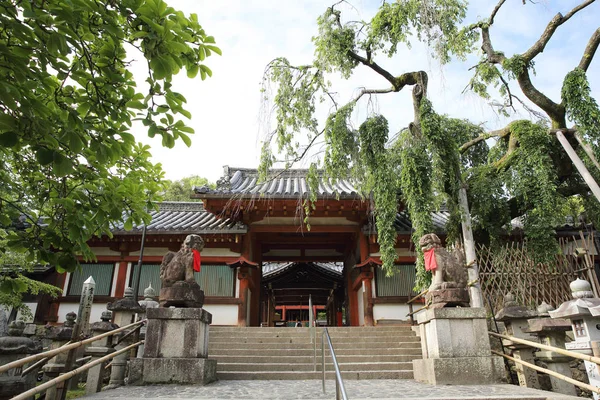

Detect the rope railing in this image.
[0,319,146,374]
[11,340,144,400]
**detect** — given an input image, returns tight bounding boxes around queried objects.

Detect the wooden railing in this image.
[489,331,600,395]
[405,290,428,325]
[1,319,146,400]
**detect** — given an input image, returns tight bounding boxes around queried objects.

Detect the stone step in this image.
[217,361,414,372]
[209,335,419,344]
[208,330,417,339]
[216,370,414,380]
[209,348,423,357]
[212,354,419,363]
[209,340,420,351]
[210,326,413,333]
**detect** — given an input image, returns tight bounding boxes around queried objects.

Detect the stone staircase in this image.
[208,325,421,380]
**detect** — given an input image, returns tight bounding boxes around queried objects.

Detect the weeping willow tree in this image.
[259,1,600,296]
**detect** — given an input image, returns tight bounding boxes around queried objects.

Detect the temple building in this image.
[25,166,452,326]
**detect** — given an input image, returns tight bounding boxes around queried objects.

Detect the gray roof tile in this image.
[196,167,359,199]
[112,202,247,235]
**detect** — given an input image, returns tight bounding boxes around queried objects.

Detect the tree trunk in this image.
[458,183,484,308]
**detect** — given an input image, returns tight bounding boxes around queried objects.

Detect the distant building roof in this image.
[112,202,247,235]
[262,262,343,279]
[194,166,359,199]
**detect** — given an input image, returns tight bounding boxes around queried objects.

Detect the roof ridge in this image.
[158,201,206,212]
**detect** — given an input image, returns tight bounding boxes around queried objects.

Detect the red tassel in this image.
[424,248,437,271]
[192,249,201,272]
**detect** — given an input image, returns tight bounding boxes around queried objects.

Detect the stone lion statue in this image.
[160,234,205,288]
[419,233,467,292]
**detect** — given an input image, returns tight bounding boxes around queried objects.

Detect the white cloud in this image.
[129,1,600,183]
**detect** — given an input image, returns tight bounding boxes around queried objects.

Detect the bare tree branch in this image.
[579,27,600,71]
[522,0,596,62]
[459,126,512,153]
[347,51,397,86]
[489,0,507,24]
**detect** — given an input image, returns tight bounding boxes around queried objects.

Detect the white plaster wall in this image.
[203,304,238,325]
[373,304,411,322]
[357,284,364,326]
[57,303,109,323]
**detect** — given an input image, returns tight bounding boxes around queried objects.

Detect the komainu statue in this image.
[419,233,469,307]
[159,234,205,308]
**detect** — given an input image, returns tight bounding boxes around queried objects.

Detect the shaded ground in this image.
[81,380,581,400]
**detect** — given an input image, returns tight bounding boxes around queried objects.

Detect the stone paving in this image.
[81,380,581,400]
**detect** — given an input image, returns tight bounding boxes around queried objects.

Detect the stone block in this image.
[413,356,505,385]
[159,281,205,308]
[419,308,492,359]
[132,358,217,385]
[143,308,211,359]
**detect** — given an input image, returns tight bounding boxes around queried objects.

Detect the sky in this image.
[131,0,600,184]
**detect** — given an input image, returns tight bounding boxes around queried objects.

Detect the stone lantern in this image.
[494,293,539,388]
[525,302,575,396]
[85,311,118,395]
[549,279,600,355]
[0,320,42,400]
[106,287,142,389]
[136,284,159,358]
[550,278,600,399]
[42,312,75,399]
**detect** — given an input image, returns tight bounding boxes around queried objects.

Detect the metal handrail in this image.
[321,328,348,400]
[0,319,146,374]
[11,340,144,400]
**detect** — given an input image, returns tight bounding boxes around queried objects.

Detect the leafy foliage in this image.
[0,0,219,286]
[0,229,61,318]
[262,1,599,291]
[162,176,214,201]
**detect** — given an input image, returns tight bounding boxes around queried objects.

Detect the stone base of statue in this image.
[129,307,216,385]
[159,281,205,308]
[426,288,470,308]
[413,308,504,385]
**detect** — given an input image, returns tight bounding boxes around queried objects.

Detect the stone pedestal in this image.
[0,320,42,400]
[129,307,216,385]
[413,308,504,385]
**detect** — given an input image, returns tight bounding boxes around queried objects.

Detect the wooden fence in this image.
[477,233,599,314]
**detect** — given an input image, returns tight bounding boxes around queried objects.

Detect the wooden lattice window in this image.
[131,264,234,297]
[375,264,417,297]
[68,263,114,296]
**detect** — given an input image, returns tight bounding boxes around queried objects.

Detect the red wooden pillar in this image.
[362,274,374,326]
[114,261,129,298]
[237,266,250,327]
[227,256,258,327]
[355,257,381,327]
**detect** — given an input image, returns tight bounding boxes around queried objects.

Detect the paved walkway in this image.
[82,380,581,400]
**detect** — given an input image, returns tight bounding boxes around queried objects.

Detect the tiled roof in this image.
[393,210,450,233]
[195,166,359,199]
[262,262,343,278]
[112,202,247,235]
